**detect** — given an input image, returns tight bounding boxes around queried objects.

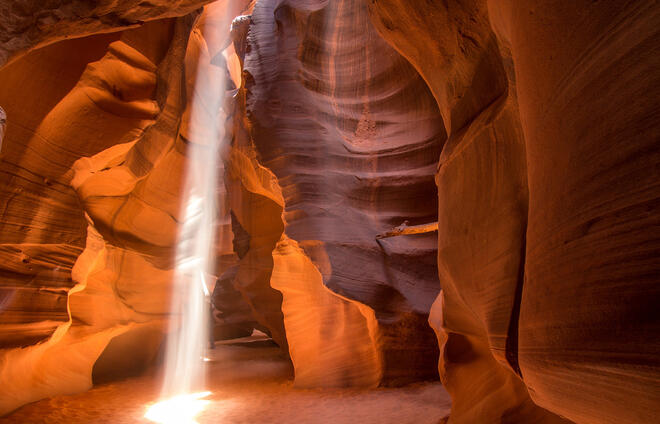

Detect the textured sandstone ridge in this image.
[227,0,445,387]
[0,0,220,67]
[223,138,289,349]
[0,0,246,353]
[0,15,195,414]
[0,1,255,413]
[0,32,118,350]
[367,1,566,422]
[369,1,660,423]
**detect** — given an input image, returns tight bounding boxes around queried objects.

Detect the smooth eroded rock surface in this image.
[370,0,660,423]
[0,15,193,414]
[0,31,123,349]
[234,0,445,387]
[0,0,658,422]
[491,2,660,423]
[368,1,567,422]
[0,4,254,412]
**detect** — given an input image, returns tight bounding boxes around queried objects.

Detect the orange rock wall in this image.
[0,0,658,422]
[369,0,660,423]
[492,2,660,423]
[367,1,566,422]
[229,0,445,387]
[0,2,252,413]
[0,33,119,349]
[0,15,197,414]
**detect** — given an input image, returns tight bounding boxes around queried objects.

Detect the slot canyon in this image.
[0,0,658,423]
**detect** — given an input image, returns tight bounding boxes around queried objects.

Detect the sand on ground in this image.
[0,334,451,424]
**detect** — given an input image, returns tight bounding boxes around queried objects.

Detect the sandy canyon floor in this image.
[1,334,450,423]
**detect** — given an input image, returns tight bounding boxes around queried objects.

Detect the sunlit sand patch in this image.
[144,391,212,424]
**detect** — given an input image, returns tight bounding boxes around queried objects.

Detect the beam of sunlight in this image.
[146,3,235,422]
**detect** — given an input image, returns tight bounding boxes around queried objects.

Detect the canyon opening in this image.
[0,1,658,424]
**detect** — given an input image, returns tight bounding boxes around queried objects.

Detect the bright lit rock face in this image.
[0,0,250,356]
[0,15,198,415]
[0,32,116,350]
[0,2,254,413]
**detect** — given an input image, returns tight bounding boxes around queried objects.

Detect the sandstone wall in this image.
[0,0,657,422]
[0,15,196,414]
[0,2,253,413]
[0,32,119,350]
[491,2,660,423]
[227,0,446,387]
[369,0,660,423]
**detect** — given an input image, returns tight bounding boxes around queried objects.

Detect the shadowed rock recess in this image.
[234,0,444,387]
[0,0,658,422]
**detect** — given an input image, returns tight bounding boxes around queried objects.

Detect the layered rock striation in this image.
[0,2,253,413]
[0,31,122,350]
[369,0,660,423]
[368,1,566,422]
[0,16,197,414]
[490,2,660,423]
[228,0,446,387]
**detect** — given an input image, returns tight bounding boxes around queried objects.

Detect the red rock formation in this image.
[229,0,445,387]
[369,0,660,423]
[0,0,657,421]
[0,14,192,412]
[0,32,121,350]
[0,1,255,413]
[0,106,5,145]
[367,2,566,421]
[0,0,251,353]
[490,2,660,423]
[211,265,267,340]
[0,15,196,415]
[223,94,289,349]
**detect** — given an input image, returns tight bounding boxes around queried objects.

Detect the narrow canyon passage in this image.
[0,0,658,423]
